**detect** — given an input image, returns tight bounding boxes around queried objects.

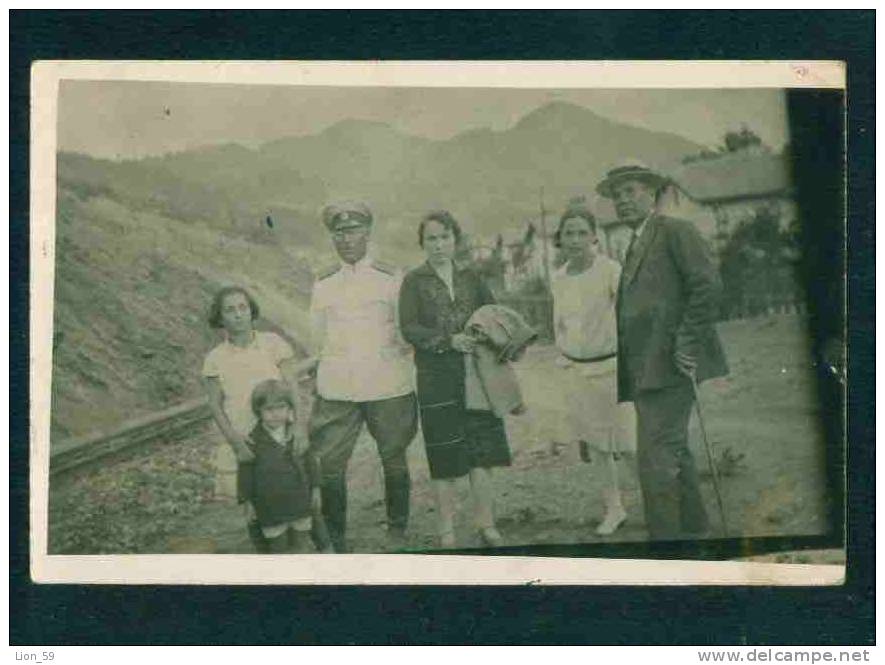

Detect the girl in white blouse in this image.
[551,204,637,536]
[201,287,300,505]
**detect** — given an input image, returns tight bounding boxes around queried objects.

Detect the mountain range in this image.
[58,101,704,259]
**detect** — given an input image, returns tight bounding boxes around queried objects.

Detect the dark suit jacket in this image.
[616,214,729,401]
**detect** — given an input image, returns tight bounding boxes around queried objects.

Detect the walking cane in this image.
[690,374,730,538]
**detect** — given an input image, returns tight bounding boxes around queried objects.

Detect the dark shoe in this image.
[329,532,350,554]
[319,477,348,543]
[247,519,269,553]
[310,510,335,553]
[288,529,311,553]
[386,525,408,552]
[384,470,411,538]
[682,525,714,540]
[578,440,593,464]
[549,441,568,457]
[266,532,289,554]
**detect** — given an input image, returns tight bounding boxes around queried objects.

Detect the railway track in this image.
[50,357,318,478]
[50,397,214,477]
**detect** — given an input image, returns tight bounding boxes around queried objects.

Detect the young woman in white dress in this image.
[550,204,637,536]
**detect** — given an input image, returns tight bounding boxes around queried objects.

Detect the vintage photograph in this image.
[34,64,845,578]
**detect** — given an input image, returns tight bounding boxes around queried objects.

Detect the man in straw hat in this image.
[597,160,728,541]
[307,201,418,552]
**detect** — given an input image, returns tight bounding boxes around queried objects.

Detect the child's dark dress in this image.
[240,423,314,528]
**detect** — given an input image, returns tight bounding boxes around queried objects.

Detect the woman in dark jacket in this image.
[398,210,512,548]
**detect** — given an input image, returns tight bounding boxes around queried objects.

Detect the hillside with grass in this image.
[50,187,316,443]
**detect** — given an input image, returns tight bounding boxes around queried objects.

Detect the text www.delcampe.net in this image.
[698,651,871,663]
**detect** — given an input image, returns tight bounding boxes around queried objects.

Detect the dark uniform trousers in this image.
[633,380,709,540]
[308,392,418,544]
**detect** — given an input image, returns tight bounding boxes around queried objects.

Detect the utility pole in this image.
[538,186,554,340]
[539,186,552,291]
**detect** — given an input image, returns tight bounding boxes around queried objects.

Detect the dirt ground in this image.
[50,313,842,562]
[156,313,837,557]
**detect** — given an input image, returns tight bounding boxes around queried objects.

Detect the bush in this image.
[718,206,802,318]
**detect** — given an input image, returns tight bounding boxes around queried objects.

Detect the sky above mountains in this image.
[58,81,789,160]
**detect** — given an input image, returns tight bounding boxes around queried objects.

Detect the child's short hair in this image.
[250,379,295,417]
[208,286,260,329]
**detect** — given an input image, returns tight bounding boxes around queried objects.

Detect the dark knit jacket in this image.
[239,423,317,527]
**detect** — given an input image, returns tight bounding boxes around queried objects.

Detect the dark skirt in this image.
[416,352,512,480]
[241,425,313,528]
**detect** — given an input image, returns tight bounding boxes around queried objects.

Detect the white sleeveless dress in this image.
[551,256,637,454]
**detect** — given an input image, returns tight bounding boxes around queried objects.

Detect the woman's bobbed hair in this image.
[208,286,260,329]
[418,210,464,248]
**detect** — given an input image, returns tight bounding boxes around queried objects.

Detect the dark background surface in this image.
[11,9,873,646]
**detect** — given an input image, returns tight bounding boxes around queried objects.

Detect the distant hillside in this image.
[58,101,704,258]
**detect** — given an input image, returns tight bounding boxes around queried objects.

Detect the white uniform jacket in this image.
[310,256,415,402]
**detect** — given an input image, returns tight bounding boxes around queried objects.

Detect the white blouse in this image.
[201,331,294,436]
[551,255,621,361]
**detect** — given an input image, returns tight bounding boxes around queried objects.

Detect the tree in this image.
[682,125,769,164]
[681,148,721,164]
[722,126,766,153]
[718,205,801,318]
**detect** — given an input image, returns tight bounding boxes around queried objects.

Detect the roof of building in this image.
[671,151,793,205]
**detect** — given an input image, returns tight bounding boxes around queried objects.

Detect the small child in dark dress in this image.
[241,379,328,553]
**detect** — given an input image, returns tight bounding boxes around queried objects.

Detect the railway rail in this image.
[50,357,318,477]
[50,398,213,477]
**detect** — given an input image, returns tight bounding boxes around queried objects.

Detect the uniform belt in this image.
[562,351,617,364]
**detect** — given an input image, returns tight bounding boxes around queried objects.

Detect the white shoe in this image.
[595,505,627,536]
[439,531,456,549]
[479,527,504,547]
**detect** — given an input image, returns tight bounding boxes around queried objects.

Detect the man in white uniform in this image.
[308,201,418,552]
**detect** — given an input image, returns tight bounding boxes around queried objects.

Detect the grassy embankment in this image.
[50,189,314,442]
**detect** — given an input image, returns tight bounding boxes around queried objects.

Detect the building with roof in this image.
[469,150,796,295]
[666,150,796,249]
